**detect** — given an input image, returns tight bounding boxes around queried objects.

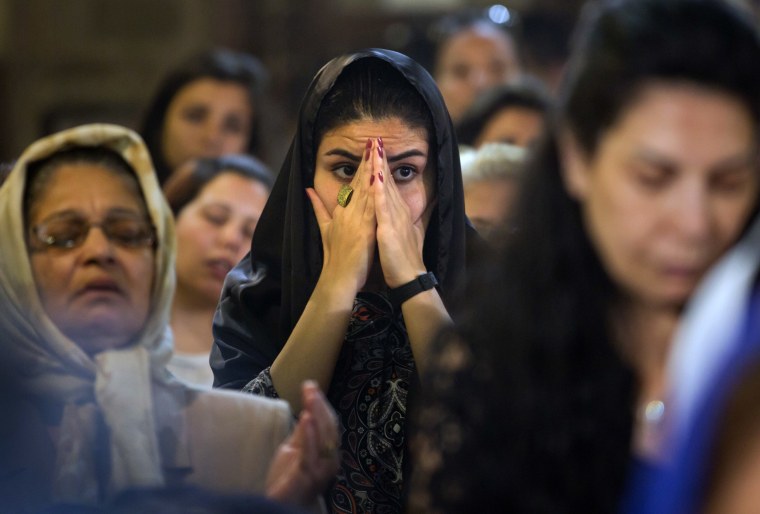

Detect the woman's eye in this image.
[332,164,357,180]
[222,115,246,135]
[242,223,256,240]
[712,172,750,194]
[182,106,207,124]
[392,166,417,182]
[632,166,671,190]
[202,208,229,226]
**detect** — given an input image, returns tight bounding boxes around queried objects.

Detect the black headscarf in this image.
[211,49,478,389]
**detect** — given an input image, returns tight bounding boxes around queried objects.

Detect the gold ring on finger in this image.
[337,184,354,208]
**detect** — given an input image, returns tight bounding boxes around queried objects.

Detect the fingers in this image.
[306,188,331,227]
[299,410,319,467]
[301,380,340,473]
[372,137,409,226]
[302,380,339,442]
[347,138,374,197]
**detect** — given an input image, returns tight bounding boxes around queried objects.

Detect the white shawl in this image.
[0,124,181,503]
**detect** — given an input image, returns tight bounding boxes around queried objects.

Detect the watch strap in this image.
[389,272,438,307]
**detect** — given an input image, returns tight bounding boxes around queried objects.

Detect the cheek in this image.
[220,133,248,153]
[175,222,210,270]
[716,193,758,243]
[29,254,70,320]
[313,173,340,216]
[161,118,190,161]
[400,184,430,222]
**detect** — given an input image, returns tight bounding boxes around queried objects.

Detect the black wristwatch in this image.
[389,272,438,307]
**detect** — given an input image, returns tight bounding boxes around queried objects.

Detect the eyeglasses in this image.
[30,212,156,250]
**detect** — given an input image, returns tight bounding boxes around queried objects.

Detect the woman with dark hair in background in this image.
[211,49,482,512]
[163,154,273,388]
[431,11,523,123]
[455,76,552,149]
[409,0,760,512]
[140,48,269,184]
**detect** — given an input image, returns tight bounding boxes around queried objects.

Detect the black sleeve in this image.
[211,252,283,390]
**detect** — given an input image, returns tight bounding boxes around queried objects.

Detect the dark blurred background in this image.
[0,0,656,164]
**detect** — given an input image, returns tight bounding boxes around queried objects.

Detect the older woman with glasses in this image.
[0,124,338,513]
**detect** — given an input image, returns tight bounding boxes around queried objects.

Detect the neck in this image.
[616,300,681,396]
[170,287,217,354]
[615,299,682,460]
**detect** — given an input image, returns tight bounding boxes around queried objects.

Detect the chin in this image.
[62,318,144,354]
[74,331,138,355]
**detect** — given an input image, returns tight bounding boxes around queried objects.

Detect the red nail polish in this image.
[378,146,384,158]
[370,174,375,186]
[365,138,372,160]
[379,171,384,183]
[378,137,383,148]
[366,138,372,149]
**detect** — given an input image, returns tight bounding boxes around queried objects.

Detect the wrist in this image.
[315,270,360,306]
[388,272,438,307]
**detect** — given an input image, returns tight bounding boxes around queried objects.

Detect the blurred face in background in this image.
[435,23,521,122]
[162,78,253,171]
[563,81,759,310]
[464,178,517,240]
[474,106,545,148]
[173,171,269,306]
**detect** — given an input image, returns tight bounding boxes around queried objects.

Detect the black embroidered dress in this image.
[244,292,414,513]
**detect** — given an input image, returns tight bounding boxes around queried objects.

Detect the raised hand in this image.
[371,137,433,288]
[306,138,377,294]
[266,380,340,507]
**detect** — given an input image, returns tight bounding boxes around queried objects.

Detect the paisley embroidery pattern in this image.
[329,291,415,514]
[243,292,416,514]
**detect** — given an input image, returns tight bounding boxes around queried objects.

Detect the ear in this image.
[558,128,591,201]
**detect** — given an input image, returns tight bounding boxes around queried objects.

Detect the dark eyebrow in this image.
[387,149,426,163]
[324,149,361,161]
[635,148,757,174]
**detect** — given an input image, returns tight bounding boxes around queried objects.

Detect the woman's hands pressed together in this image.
[371,137,432,289]
[308,137,432,292]
[306,137,377,296]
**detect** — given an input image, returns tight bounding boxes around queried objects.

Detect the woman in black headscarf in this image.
[211,49,479,512]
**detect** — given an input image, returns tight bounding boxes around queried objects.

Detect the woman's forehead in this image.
[30,163,147,217]
[321,118,428,145]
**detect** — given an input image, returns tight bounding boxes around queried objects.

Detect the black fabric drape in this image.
[211,48,478,389]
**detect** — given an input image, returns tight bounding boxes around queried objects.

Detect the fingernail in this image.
[370,174,375,186]
[378,137,383,149]
[379,171,384,183]
[377,146,384,158]
[365,138,372,160]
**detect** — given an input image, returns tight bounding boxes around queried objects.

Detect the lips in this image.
[76,277,123,298]
[207,258,234,280]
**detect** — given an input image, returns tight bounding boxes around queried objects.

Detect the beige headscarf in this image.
[0,124,180,503]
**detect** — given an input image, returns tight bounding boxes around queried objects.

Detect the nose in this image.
[80,226,116,263]
[218,222,245,252]
[201,119,224,152]
[672,184,713,244]
[470,68,489,90]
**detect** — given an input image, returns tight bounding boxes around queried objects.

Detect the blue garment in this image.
[622,290,760,513]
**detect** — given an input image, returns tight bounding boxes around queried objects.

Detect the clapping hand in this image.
[266,381,340,507]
